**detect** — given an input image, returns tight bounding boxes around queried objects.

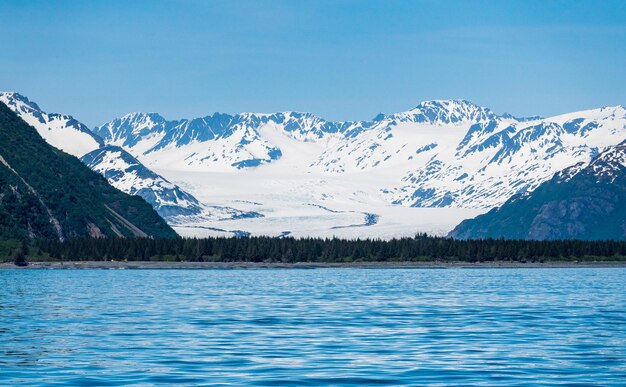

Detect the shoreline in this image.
[1,260,626,270]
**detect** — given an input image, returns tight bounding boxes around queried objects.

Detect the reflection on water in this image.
[1,268,625,385]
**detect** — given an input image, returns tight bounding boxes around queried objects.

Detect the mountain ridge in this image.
[91,98,624,238]
[0,92,103,157]
[449,139,626,240]
[80,145,263,224]
[0,92,219,227]
[0,102,177,240]
[2,91,624,239]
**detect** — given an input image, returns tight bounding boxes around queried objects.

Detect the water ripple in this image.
[0,268,625,385]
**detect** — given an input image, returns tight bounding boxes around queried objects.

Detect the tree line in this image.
[30,234,626,262]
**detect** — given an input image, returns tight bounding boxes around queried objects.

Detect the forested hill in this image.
[450,140,626,240]
[0,102,177,240]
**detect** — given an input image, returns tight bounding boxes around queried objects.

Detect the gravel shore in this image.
[2,260,625,269]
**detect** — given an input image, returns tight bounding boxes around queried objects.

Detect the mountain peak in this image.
[119,111,166,123]
[499,112,543,122]
[0,91,103,157]
[0,91,43,111]
[450,138,626,240]
[0,102,176,239]
[372,113,387,122]
[390,99,496,125]
[585,140,626,181]
[414,98,476,107]
[0,91,29,101]
[607,105,626,118]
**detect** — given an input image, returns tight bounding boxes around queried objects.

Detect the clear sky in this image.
[1,0,624,127]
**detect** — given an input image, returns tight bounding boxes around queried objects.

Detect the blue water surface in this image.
[1,268,625,386]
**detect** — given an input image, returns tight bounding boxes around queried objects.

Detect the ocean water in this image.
[1,268,625,386]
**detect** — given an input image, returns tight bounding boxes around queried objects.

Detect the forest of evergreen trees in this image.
[28,234,626,263]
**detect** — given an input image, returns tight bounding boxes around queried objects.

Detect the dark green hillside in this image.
[450,140,626,240]
[0,102,177,240]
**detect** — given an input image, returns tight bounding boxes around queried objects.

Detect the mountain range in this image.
[1,92,624,239]
[0,101,176,240]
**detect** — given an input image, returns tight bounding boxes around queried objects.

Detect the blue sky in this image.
[1,0,624,127]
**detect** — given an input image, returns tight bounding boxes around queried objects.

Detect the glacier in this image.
[2,92,625,239]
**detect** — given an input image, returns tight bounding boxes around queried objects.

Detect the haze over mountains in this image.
[1,92,624,239]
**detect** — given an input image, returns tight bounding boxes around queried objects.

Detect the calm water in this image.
[1,268,625,386]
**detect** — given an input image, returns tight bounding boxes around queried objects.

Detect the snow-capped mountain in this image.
[574,138,626,182]
[0,102,176,239]
[93,112,285,170]
[312,102,625,208]
[0,92,103,157]
[0,92,254,228]
[97,100,626,208]
[450,139,626,240]
[3,91,625,239]
[80,145,205,220]
[80,146,260,224]
[87,99,625,238]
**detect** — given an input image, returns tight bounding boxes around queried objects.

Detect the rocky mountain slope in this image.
[3,91,624,238]
[0,102,176,240]
[0,92,222,226]
[450,140,626,240]
[96,100,626,210]
[80,145,260,224]
[88,99,625,238]
[0,92,103,157]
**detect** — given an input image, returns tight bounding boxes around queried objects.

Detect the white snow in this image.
[124,100,624,238]
[4,92,625,239]
[0,92,101,157]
